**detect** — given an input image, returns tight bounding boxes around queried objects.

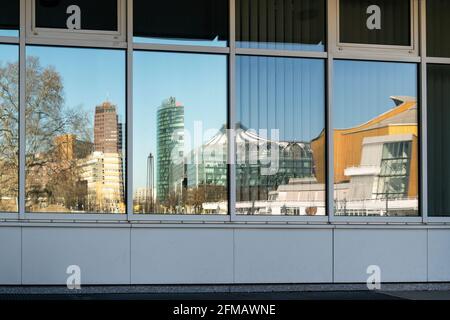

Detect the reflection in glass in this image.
[25,47,126,213]
[133,52,227,214]
[134,0,228,47]
[427,64,450,216]
[236,56,326,216]
[35,0,118,32]
[0,1,19,37]
[339,0,411,46]
[236,0,325,51]
[333,60,418,217]
[427,0,450,58]
[0,45,18,212]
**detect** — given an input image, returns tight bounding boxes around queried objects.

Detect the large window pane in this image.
[339,0,411,46]
[26,47,126,214]
[236,0,325,51]
[236,56,326,216]
[427,64,450,216]
[333,60,419,217]
[427,0,450,58]
[134,0,228,47]
[133,52,227,214]
[0,1,19,37]
[0,45,18,212]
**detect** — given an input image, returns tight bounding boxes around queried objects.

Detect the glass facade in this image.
[0,44,18,212]
[35,0,119,32]
[236,56,325,216]
[134,0,228,47]
[339,0,411,46]
[236,0,326,51]
[0,1,19,37]
[427,0,450,58]
[333,60,418,217]
[0,0,447,222]
[25,47,126,214]
[427,64,450,217]
[133,52,227,214]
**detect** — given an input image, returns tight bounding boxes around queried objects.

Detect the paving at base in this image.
[1,289,450,300]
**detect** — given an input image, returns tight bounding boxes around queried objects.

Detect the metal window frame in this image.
[328,0,423,225]
[20,0,128,222]
[126,0,231,223]
[421,0,450,223]
[0,38,19,220]
[26,0,127,46]
[0,37,19,45]
[231,51,329,224]
[334,0,420,58]
[0,0,445,226]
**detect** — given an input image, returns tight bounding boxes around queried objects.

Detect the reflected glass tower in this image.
[156,97,185,204]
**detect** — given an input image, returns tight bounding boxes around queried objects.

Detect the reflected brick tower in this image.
[87,101,125,213]
[94,101,123,153]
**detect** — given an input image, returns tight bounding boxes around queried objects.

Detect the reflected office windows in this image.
[25,46,126,214]
[133,52,227,215]
[236,0,326,51]
[236,56,326,216]
[427,64,450,216]
[134,0,228,47]
[0,1,19,37]
[0,44,19,212]
[333,60,419,217]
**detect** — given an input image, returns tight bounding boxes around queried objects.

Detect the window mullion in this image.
[18,0,26,219]
[126,0,133,221]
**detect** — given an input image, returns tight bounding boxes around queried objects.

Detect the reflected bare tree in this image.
[0,58,19,211]
[0,57,92,212]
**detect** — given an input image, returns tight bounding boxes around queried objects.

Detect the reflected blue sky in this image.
[26,46,126,123]
[133,52,227,190]
[334,60,418,129]
[237,42,325,52]
[0,30,18,37]
[2,48,419,194]
[237,56,325,142]
[0,44,18,64]
[134,36,227,47]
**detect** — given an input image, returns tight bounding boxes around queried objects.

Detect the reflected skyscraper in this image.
[146,153,154,212]
[94,101,122,153]
[78,101,125,213]
[156,97,185,204]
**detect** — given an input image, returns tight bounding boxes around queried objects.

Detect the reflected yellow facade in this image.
[312,96,418,198]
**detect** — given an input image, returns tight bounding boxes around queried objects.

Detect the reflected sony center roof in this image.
[203,123,312,153]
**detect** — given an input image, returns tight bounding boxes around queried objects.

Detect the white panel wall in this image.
[0,227,21,285]
[131,228,234,284]
[234,229,333,283]
[1,225,450,285]
[334,229,428,283]
[428,229,450,282]
[22,227,131,285]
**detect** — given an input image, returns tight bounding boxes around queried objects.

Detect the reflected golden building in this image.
[54,134,93,161]
[312,96,418,206]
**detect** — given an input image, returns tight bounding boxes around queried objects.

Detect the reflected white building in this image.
[79,151,125,213]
